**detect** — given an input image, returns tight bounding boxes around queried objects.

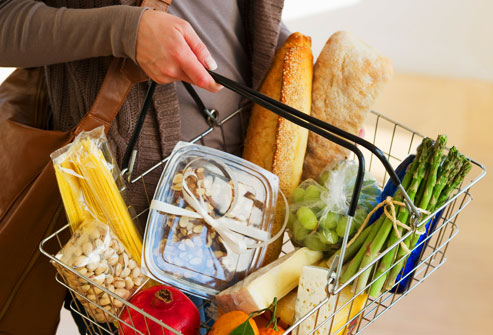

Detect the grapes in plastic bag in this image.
[289,160,381,252]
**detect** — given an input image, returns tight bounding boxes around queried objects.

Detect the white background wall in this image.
[2,0,492,83]
[283,0,493,81]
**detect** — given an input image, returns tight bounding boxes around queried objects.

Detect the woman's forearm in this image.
[0,0,146,67]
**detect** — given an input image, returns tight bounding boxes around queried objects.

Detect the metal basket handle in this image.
[208,71,421,221]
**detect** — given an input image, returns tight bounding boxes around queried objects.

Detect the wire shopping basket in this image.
[40,75,486,335]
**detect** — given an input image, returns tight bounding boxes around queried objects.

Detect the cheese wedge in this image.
[216,248,323,314]
[294,266,367,335]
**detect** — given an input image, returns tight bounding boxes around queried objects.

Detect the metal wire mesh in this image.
[40,109,485,335]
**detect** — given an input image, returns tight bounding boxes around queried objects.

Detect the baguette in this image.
[303,31,393,179]
[243,32,313,266]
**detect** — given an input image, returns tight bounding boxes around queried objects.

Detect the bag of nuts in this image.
[52,219,146,323]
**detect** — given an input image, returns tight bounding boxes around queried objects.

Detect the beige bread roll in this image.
[243,32,313,266]
[303,31,394,180]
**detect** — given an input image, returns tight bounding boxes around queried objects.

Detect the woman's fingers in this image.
[181,21,217,70]
[178,45,222,92]
[136,11,221,92]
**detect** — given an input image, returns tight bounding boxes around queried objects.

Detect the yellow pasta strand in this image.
[54,164,84,229]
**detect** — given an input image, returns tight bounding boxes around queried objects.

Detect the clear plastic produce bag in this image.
[288,160,381,252]
[52,220,147,323]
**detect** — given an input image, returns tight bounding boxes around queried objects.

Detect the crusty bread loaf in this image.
[303,31,394,180]
[243,32,313,266]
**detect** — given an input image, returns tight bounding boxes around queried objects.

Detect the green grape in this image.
[303,184,321,202]
[316,200,328,212]
[336,215,349,237]
[349,220,356,236]
[293,221,310,241]
[319,170,331,185]
[296,206,318,230]
[319,211,338,230]
[337,215,357,238]
[303,233,328,251]
[321,228,339,245]
[293,187,305,203]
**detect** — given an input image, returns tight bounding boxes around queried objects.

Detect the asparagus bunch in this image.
[369,140,453,296]
[383,155,471,290]
[354,136,441,294]
[367,138,443,296]
[340,138,432,287]
[339,135,471,298]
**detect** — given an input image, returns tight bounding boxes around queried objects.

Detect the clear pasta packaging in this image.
[52,220,146,323]
[288,160,381,252]
[142,142,281,299]
[50,126,143,266]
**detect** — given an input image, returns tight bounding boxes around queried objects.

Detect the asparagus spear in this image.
[353,138,434,294]
[416,135,448,210]
[437,157,472,208]
[414,153,445,209]
[367,137,447,297]
[339,140,429,285]
[340,215,385,285]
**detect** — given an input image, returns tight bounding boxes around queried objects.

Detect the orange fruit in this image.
[258,327,285,335]
[209,311,259,335]
[253,315,269,329]
[255,313,287,335]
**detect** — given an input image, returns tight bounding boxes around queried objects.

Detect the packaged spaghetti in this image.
[53,220,146,322]
[50,127,143,265]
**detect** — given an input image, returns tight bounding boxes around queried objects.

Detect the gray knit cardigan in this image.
[41,0,285,221]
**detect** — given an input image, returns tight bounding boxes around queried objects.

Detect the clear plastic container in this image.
[142,142,279,299]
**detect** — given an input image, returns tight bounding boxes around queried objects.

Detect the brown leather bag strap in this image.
[75,0,173,135]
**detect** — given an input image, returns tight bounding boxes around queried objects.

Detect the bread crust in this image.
[272,45,312,197]
[303,31,394,179]
[242,32,313,266]
[243,33,312,171]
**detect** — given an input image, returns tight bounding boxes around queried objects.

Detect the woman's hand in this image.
[136,10,222,92]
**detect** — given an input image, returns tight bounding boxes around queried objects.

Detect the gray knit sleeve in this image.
[0,0,146,67]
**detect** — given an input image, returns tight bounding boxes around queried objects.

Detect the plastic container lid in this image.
[142,142,279,299]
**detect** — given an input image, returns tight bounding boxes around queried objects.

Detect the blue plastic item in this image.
[391,208,443,293]
[368,155,415,226]
[188,295,215,334]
